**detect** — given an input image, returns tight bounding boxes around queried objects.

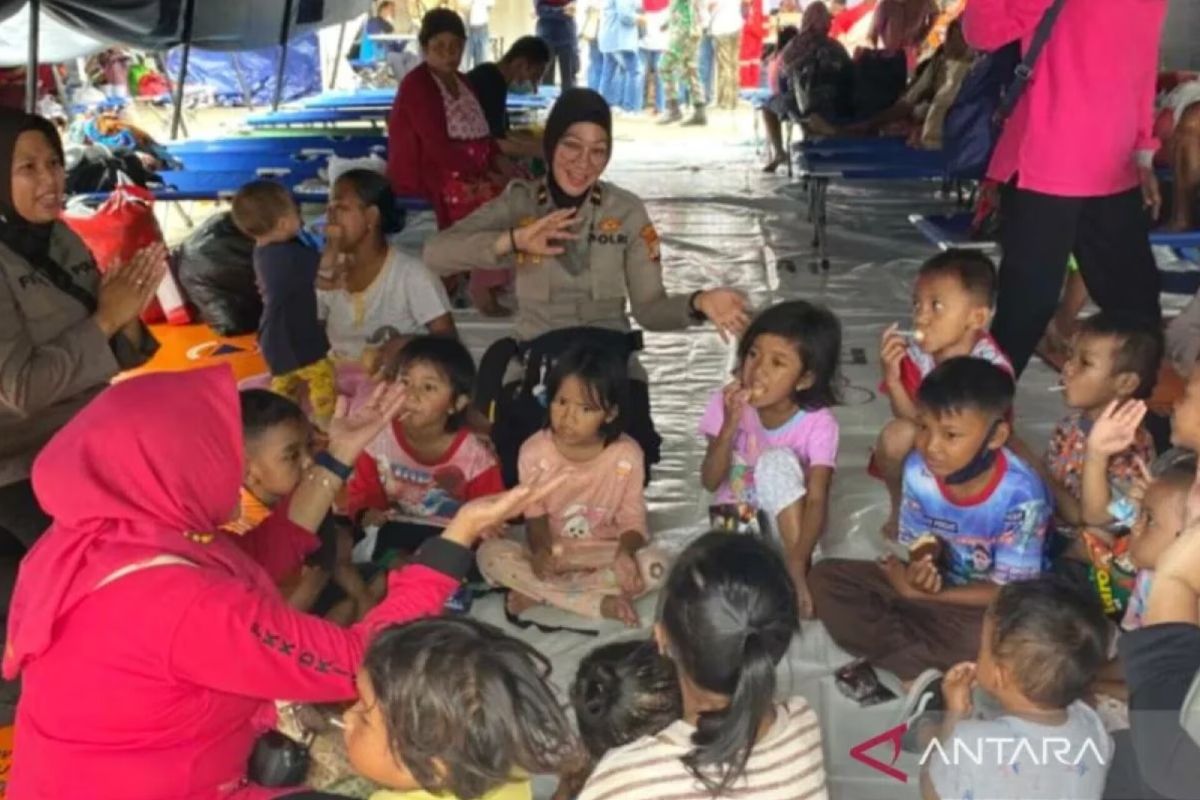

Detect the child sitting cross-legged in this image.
[345,336,504,564]
[477,343,669,628]
[342,617,581,800]
[875,250,1013,538]
[810,357,1052,690]
[910,578,1113,800]
[553,639,683,800]
[577,533,827,800]
[1045,312,1162,585]
[226,390,384,623]
[698,300,842,618]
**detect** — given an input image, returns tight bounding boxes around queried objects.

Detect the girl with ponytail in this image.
[578,532,829,799]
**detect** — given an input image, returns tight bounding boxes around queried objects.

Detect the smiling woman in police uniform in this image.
[423,87,749,342]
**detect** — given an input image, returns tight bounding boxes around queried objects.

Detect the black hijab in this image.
[0,111,95,313]
[542,88,612,210]
[0,112,64,265]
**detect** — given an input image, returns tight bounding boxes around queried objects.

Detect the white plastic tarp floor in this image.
[390,133,1195,800]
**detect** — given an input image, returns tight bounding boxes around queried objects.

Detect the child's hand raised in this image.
[720,381,750,435]
[879,323,908,385]
[1087,399,1147,460]
[941,661,977,715]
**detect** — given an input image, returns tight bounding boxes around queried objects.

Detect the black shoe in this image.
[658,103,683,124]
[681,105,707,126]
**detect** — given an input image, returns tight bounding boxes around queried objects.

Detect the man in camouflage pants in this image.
[657,0,706,125]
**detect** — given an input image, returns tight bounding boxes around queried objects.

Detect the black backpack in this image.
[474,327,662,488]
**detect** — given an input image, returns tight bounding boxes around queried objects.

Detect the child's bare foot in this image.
[506,591,540,616]
[601,595,641,627]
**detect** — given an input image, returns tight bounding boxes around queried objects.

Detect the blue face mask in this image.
[943,419,1003,486]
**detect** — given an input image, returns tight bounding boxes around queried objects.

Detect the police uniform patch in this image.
[599,217,622,234]
[640,223,661,262]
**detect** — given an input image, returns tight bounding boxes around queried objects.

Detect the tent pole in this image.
[329,20,348,90]
[272,0,296,112]
[25,0,41,113]
[169,0,198,140]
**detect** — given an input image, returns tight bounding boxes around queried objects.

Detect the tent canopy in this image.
[0,0,370,66]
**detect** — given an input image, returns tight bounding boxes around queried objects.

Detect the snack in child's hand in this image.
[909,533,944,564]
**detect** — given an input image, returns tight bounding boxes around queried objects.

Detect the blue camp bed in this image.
[303,88,397,109]
[245,108,387,127]
[908,212,1200,296]
[794,136,909,155]
[166,135,385,157]
[169,144,386,174]
[797,145,958,271]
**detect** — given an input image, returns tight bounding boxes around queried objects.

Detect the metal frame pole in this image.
[25,0,41,113]
[329,20,348,89]
[272,0,297,112]
[169,0,198,140]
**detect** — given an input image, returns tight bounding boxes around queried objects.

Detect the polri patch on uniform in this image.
[640,223,662,262]
[598,217,622,234]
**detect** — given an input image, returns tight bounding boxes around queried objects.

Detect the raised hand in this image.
[880,322,908,384]
[694,288,751,341]
[512,209,580,257]
[326,383,408,465]
[1087,399,1148,459]
[442,474,570,548]
[941,661,977,714]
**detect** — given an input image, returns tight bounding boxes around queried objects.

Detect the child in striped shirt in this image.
[578,533,828,800]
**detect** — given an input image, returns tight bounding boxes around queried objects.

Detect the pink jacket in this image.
[963,0,1166,197]
[5,366,469,799]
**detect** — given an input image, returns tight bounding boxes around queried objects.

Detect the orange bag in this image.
[61,184,192,325]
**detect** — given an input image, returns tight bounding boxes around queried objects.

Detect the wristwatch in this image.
[313,451,353,482]
[688,290,707,322]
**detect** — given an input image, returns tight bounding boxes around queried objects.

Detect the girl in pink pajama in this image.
[477,344,668,627]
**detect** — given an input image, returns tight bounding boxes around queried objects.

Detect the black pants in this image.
[995,185,1161,377]
[0,479,50,549]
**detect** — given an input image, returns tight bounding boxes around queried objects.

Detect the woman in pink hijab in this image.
[5,366,556,799]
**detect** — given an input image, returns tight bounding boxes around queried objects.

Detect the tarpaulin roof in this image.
[0,0,371,66]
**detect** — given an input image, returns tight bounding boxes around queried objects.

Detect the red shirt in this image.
[10,509,466,800]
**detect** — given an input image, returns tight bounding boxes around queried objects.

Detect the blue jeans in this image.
[601,50,640,111]
[640,49,664,113]
[586,39,604,91]
[467,25,489,70]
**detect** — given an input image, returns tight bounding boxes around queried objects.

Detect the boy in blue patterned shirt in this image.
[811,357,1051,686]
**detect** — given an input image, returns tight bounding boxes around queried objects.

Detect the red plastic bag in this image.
[61,184,192,325]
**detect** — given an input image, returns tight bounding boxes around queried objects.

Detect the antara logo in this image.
[850,724,1108,783]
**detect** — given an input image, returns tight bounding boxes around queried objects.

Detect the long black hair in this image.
[737,299,842,410]
[334,168,405,235]
[659,532,799,794]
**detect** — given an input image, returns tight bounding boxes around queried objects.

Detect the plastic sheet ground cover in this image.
[415,134,1088,800]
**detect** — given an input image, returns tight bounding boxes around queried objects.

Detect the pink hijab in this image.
[5,366,278,678]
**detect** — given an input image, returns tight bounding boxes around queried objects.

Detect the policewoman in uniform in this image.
[422,87,748,342]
